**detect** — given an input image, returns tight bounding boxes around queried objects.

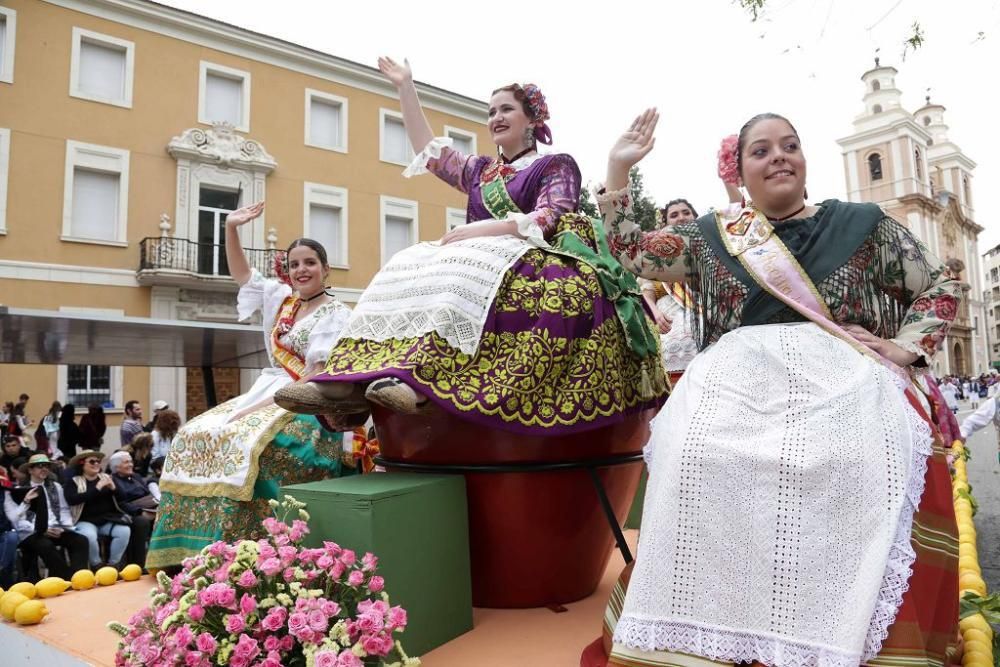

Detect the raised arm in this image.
[599,109,693,283]
[378,57,433,156]
[224,201,265,286]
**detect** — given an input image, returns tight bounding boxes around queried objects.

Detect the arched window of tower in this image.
[872,104,883,114]
[923,116,931,126]
[872,80,881,91]
[868,153,883,181]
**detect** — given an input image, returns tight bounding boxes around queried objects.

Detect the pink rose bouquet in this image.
[109,496,418,667]
[717,134,740,185]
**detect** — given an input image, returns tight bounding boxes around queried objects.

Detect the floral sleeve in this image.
[425,147,482,194]
[513,155,581,241]
[876,217,962,362]
[595,185,693,283]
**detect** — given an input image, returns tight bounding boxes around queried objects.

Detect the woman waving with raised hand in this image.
[585,109,962,667]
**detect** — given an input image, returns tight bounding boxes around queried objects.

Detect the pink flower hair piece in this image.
[520,83,553,145]
[717,134,740,185]
[272,250,292,286]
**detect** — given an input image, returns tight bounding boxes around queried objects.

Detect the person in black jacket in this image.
[57,404,82,461]
[109,451,154,569]
[63,450,130,568]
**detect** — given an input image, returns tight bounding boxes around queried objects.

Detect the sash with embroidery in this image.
[271,295,308,380]
[716,205,910,384]
[480,175,523,220]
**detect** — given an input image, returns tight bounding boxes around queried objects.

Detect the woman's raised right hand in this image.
[225,201,264,228]
[608,108,659,171]
[378,56,412,89]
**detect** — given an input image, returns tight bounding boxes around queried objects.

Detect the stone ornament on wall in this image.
[167,121,276,173]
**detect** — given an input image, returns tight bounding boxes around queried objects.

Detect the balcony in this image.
[137,237,278,289]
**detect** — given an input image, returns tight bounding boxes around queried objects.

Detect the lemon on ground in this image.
[9,582,36,599]
[95,566,118,586]
[70,569,96,591]
[959,614,993,637]
[13,599,49,625]
[959,573,987,596]
[120,564,142,582]
[0,591,30,621]
[963,628,992,647]
[35,577,70,598]
[959,532,977,546]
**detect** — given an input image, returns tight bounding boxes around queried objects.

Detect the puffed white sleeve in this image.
[304,302,352,371]
[236,269,292,324]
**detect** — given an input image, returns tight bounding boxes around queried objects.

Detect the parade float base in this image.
[1,531,636,666]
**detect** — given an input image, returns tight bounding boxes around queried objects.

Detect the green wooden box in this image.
[281,474,472,656]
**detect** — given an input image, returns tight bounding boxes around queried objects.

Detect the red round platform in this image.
[371,405,652,608]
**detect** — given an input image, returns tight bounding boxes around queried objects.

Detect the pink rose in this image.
[195,633,217,654]
[386,606,407,630]
[187,604,206,622]
[233,634,260,661]
[261,607,287,632]
[314,650,339,667]
[183,651,205,667]
[717,134,740,185]
[347,570,365,587]
[316,554,334,569]
[362,552,378,571]
[225,614,246,634]
[367,576,384,592]
[307,609,328,633]
[322,540,342,555]
[239,593,257,616]
[336,651,363,667]
[279,635,295,651]
[356,611,384,633]
[262,517,285,535]
[260,654,283,667]
[320,600,340,616]
[328,560,345,579]
[236,570,258,588]
[340,550,356,566]
[259,557,282,576]
[263,635,280,652]
[173,625,194,647]
[229,656,249,667]
[287,611,310,639]
[362,633,394,656]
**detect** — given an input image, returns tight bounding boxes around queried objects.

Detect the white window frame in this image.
[0,6,16,84]
[303,181,349,268]
[444,125,477,156]
[446,207,465,232]
[62,139,130,246]
[198,61,251,132]
[0,128,8,235]
[379,108,414,166]
[69,27,135,108]
[57,307,124,414]
[379,195,418,266]
[304,88,348,153]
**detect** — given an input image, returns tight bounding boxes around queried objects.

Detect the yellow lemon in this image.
[959,559,982,575]
[13,599,49,625]
[35,577,70,598]
[8,582,36,599]
[963,628,992,647]
[95,566,119,586]
[964,638,991,655]
[963,658,993,667]
[0,591,29,621]
[959,573,987,596]
[70,569,96,591]
[959,613,993,637]
[120,564,142,582]
[959,532,978,546]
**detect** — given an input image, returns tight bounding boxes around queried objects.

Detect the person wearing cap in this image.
[144,400,168,433]
[63,450,131,568]
[3,453,88,579]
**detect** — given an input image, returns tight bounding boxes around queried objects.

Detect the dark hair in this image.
[736,112,800,178]
[19,394,29,401]
[12,403,23,417]
[59,403,76,425]
[662,198,699,221]
[155,409,181,441]
[285,238,328,267]
[125,399,139,416]
[47,401,61,420]
[490,84,535,120]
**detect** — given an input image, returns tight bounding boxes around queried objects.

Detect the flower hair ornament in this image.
[717,134,740,185]
[272,250,292,287]
[520,83,553,145]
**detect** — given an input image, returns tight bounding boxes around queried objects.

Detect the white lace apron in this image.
[613,322,931,667]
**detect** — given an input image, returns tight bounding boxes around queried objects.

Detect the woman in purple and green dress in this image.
[276,58,667,436]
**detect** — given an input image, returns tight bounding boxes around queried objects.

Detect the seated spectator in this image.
[1,436,32,477]
[57,404,82,461]
[63,450,130,568]
[124,432,153,478]
[109,451,154,569]
[0,485,18,588]
[3,454,88,580]
[150,409,180,460]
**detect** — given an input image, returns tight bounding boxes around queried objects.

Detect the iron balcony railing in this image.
[139,237,278,279]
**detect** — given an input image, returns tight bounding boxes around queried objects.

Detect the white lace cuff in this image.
[511,212,550,249]
[889,337,930,366]
[402,136,454,178]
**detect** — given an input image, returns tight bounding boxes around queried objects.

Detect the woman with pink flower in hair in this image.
[580,111,963,667]
[147,222,361,571]
[276,57,667,437]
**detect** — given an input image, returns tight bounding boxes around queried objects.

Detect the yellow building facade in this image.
[0,0,490,443]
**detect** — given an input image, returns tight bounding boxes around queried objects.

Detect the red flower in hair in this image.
[717,134,740,185]
[273,250,292,286]
[520,84,550,122]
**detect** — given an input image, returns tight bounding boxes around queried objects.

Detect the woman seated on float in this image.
[582,110,961,667]
[277,57,666,435]
[146,218,361,570]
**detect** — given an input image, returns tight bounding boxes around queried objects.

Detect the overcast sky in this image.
[161,0,999,249]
